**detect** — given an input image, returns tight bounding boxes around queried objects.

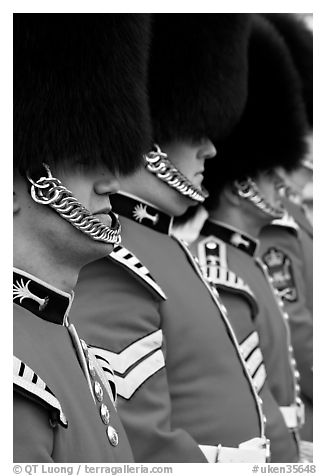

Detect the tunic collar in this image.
[201,220,258,257]
[110,192,174,235]
[13,267,73,325]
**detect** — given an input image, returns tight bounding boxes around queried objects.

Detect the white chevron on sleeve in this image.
[91,329,163,375]
[114,349,165,399]
[253,364,267,394]
[241,331,259,359]
[240,332,266,393]
[246,347,264,376]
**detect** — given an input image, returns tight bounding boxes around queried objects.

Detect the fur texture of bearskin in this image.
[262,14,313,127]
[148,14,251,145]
[14,14,151,175]
[203,14,308,208]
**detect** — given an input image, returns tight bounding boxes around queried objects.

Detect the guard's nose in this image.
[94,174,120,196]
[197,138,217,161]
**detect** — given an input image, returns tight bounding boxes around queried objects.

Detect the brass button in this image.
[294,370,301,379]
[88,360,96,378]
[107,425,119,447]
[100,404,110,425]
[94,381,104,402]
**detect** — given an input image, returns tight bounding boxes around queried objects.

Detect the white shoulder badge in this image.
[271,211,299,235]
[109,245,167,301]
[89,330,165,400]
[13,355,68,427]
[197,236,257,311]
[197,235,228,275]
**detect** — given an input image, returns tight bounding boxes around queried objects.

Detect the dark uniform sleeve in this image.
[14,392,54,462]
[72,258,207,463]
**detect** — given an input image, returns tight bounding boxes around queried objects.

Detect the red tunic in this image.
[260,207,313,441]
[72,193,268,463]
[193,219,302,461]
[13,268,134,463]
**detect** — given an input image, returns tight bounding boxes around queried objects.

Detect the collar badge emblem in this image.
[13,278,49,311]
[230,232,250,249]
[132,203,159,225]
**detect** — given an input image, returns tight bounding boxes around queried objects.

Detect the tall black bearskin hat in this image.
[262,14,313,127]
[203,14,308,209]
[148,14,251,146]
[14,14,151,176]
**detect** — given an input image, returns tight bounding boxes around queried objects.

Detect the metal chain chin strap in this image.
[27,164,121,245]
[144,144,208,203]
[234,177,285,220]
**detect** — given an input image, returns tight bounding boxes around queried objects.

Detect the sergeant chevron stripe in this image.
[253,365,267,395]
[90,329,165,400]
[241,330,259,357]
[240,331,266,394]
[13,355,68,427]
[109,245,167,300]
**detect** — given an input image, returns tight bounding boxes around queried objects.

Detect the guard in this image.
[192,15,309,461]
[260,13,313,443]
[13,14,151,462]
[72,14,270,463]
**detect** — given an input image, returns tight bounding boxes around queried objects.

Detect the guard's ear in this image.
[13,173,24,215]
[13,190,20,214]
[223,183,241,207]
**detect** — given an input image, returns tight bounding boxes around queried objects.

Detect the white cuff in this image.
[280,402,305,429]
[199,438,269,463]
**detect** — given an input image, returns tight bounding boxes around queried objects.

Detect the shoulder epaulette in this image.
[109,245,167,301]
[13,355,68,427]
[89,329,165,400]
[270,211,299,235]
[196,236,258,315]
